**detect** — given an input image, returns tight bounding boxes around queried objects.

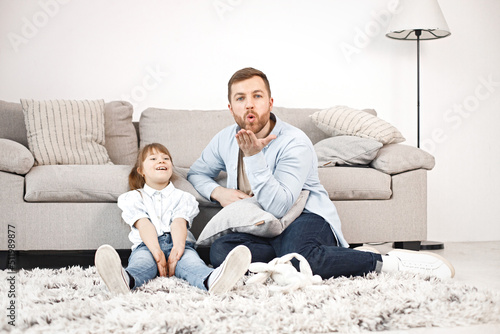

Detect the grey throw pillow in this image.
[0,139,34,175]
[196,190,310,247]
[370,144,435,175]
[104,101,138,165]
[314,136,383,167]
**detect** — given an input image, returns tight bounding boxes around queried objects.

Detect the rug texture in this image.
[1,266,499,333]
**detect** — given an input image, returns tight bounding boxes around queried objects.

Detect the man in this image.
[188,67,454,279]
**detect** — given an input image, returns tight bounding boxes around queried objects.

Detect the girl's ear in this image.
[137,167,144,178]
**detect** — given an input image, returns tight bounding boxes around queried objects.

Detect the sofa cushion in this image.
[24,165,130,202]
[310,106,405,145]
[272,107,330,145]
[318,167,392,200]
[140,108,235,168]
[104,101,138,165]
[21,99,112,165]
[196,190,309,247]
[0,100,28,147]
[370,144,435,175]
[314,136,383,167]
[0,138,34,175]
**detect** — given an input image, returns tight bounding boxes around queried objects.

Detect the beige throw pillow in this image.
[21,99,112,165]
[196,190,310,247]
[310,106,405,145]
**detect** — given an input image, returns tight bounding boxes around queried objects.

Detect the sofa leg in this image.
[392,241,421,251]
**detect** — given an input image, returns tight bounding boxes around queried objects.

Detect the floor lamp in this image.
[386,0,451,250]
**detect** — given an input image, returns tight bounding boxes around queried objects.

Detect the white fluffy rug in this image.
[1,266,500,333]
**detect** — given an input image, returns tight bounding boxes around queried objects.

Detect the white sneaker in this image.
[386,249,455,279]
[95,244,131,295]
[208,245,251,295]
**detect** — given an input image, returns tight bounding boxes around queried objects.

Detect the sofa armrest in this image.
[369,144,435,175]
[0,138,34,175]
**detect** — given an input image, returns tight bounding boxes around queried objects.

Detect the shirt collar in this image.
[143,182,175,197]
[269,113,283,138]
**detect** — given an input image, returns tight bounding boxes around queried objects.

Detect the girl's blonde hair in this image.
[129,143,176,190]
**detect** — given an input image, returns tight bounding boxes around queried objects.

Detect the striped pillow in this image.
[310,106,405,145]
[21,99,112,165]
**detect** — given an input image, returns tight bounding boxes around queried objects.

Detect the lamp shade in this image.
[386,0,450,40]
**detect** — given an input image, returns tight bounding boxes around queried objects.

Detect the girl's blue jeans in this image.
[210,212,383,279]
[126,233,213,290]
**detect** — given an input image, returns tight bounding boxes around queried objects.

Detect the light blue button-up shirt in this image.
[187,114,348,248]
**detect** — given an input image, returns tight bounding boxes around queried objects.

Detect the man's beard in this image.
[235,110,270,135]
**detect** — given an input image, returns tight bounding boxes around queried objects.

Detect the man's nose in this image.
[245,98,254,109]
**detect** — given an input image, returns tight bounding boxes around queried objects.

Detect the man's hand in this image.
[235,129,276,157]
[211,186,251,207]
[151,248,168,277]
[167,245,185,277]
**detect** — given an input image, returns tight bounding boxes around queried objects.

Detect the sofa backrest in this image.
[0,100,28,147]
[139,106,332,169]
[0,100,138,165]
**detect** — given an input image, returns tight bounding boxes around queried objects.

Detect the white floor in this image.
[368,241,500,334]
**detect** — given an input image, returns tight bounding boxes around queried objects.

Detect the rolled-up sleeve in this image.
[117,191,150,228]
[244,139,313,218]
[188,128,231,201]
[171,191,200,230]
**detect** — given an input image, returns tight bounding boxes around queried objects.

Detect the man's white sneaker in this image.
[95,244,131,295]
[385,249,455,279]
[208,245,251,295]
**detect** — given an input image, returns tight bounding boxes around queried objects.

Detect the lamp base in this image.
[420,241,444,250]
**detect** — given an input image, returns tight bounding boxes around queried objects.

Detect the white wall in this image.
[1,0,499,242]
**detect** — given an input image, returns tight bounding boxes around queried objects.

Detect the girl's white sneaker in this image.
[95,244,131,295]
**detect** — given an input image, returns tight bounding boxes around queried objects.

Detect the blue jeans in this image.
[126,233,213,290]
[210,212,383,279]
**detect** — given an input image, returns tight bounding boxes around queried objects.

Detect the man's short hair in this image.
[227,67,271,102]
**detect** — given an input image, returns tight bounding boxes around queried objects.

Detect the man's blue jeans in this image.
[210,212,383,279]
[126,233,213,290]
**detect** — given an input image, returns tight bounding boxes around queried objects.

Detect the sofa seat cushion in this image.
[25,165,131,202]
[318,167,392,200]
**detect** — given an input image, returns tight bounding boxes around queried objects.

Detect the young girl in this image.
[95,143,251,295]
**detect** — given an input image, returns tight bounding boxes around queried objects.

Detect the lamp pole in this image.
[416,29,421,148]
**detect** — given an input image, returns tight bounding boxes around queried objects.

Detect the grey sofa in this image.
[0,100,435,269]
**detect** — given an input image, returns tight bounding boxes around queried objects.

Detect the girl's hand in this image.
[167,245,185,277]
[151,248,168,277]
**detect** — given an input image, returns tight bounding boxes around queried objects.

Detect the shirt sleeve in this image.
[244,137,314,218]
[117,190,150,228]
[187,131,227,201]
[170,191,200,230]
